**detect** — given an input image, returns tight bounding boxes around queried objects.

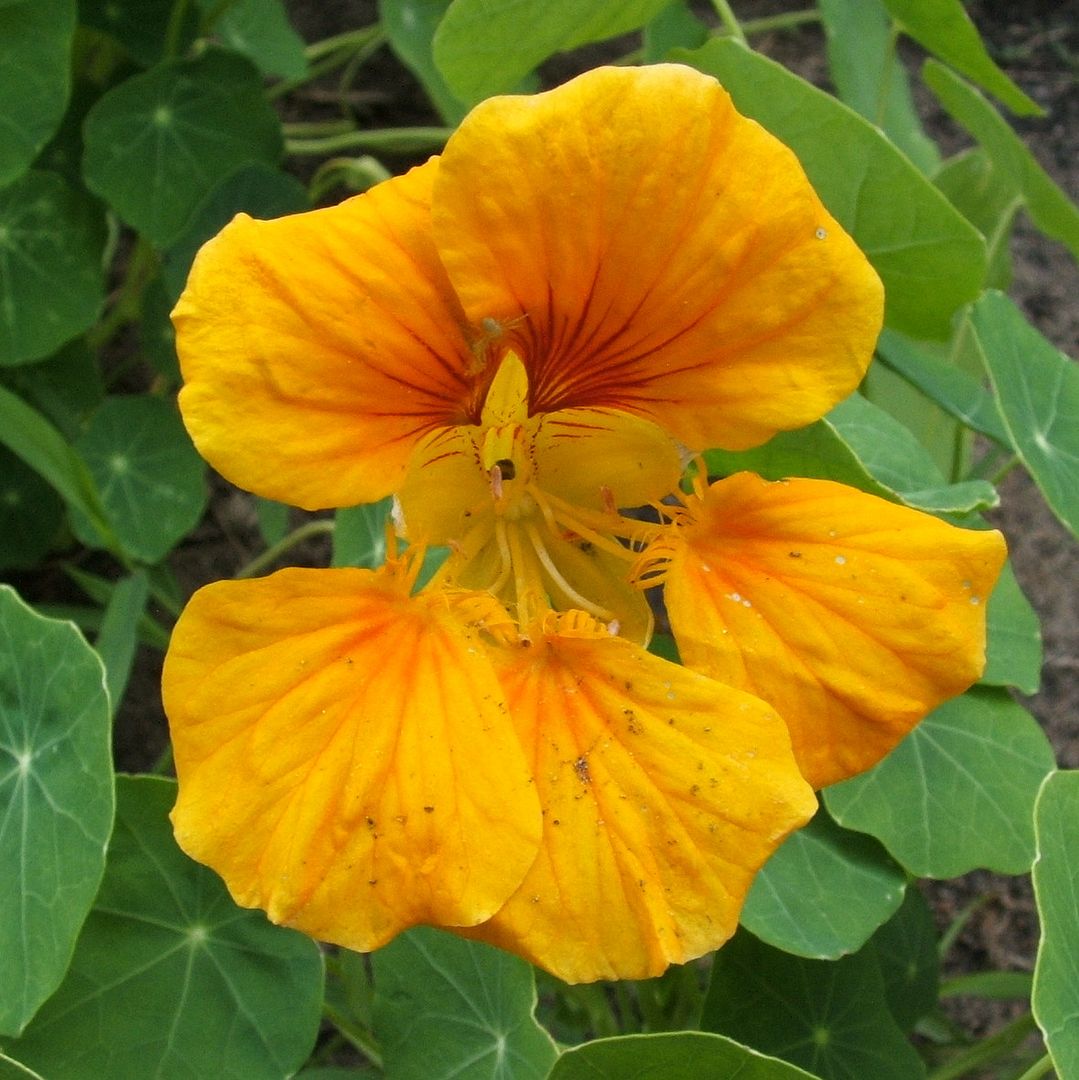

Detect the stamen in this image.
[489,462,504,501]
[487,518,514,596]
[525,523,613,620]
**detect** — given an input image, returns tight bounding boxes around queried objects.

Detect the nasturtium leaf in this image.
[198,0,308,79]
[924,61,1079,261]
[4,341,104,441]
[162,162,309,301]
[741,810,906,961]
[380,0,468,123]
[70,395,207,563]
[870,888,939,1032]
[139,278,181,385]
[82,48,284,247]
[971,290,1079,538]
[371,926,558,1080]
[0,171,106,366]
[549,1032,822,1079]
[825,687,1055,877]
[0,447,63,570]
[982,562,1042,695]
[881,0,1041,117]
[1032,771,1079,1079]
[642,1,709,65]
[0,0,75,186]
[8,776,324,1079]
[817,0,938,173]
[0,587,113,1038]
[0,1056,45,1080]
[703,930,926,1080]
[433,0,673,104]
[681,38,986,340]
[256,497,290,546]
[876,327,1011,446]
[333,498,392,568]
[94,570,149,715]
[79,0,197,66]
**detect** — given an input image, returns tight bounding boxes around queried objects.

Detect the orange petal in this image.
[468,617,816,983]
[174,161,478,510]
[660,473,1007,789]
[162,567,542,950]
[433,64,882,451]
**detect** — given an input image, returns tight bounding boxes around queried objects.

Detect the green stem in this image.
[990,455,1023,486]
[711,0,747,43]
[925,1012,1038,1080]
[286,127,454,156]
[266,28,385,102]
[322,1001,383,1069]
[305,25,383,62]
[199,0,242,33]
[236,519,335,579]
[163,0,192,59]
[938,893,991,959]
[742,9,822,35]
[282,119,358,138]
[875,21,901,126]
[151,742,174,776]
[1015,1053,1056,1080]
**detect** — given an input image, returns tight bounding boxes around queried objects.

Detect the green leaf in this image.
[549,1032,822,1079]
[741,810,906,960]
[199,0,308,79]
[0,446,63,570]
[0,586,113,1037]
[870,888,939,1031]
[433,0,672,104]
[333,498,392,568]
[79,0,198,66]
[0,171,106,366]
[380,0,468,123]
[162,162,309,301]
[256,497,290,547]
[0,1056,45,1080]
[876,327,1011,446]
[0,384,116,549]
[0,0,76,185]
[8,776,324,1079]
[94,570,150,714]
[642,1,709,64]
[139,278,181,385]
[71,395,208,563]
[881,0,1042,116]
[82,48,284,247]
[940,970,1032,1000]
[825,687,1055,877]
[982,561,1042,695]
[817,0,938,173]
[970,290,1079,538]
[3,340,105,441]
[1032,771,1079,1079]
[924,61,1079,261]
[680,38,986,340]
[371,926,558,1080]
[702,930,926,1080]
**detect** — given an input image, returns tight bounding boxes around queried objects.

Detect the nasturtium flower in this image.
[163,64,1005,983]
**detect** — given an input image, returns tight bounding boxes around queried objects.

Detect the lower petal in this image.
[660,473,1007,789]
[162,567,542,950]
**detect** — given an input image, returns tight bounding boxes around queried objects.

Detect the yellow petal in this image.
[660,473,1007,788]
[468,620,816,983]
[174,161,478,510]
[162,567,542,950]
[433,64,882,451]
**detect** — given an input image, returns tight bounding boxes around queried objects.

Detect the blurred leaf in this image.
[970,290,1079,538]
[94,569,149,714]
[162,161,309,301]
[0,0,76,185]
[0,171,106,366]
[255,497,290,546]
[0,587,113,1037]
[825,687,1055,877]
[881,0,1042,116]
[62,565,171,650]
[8,776,324,1079]
[1032,771,1079,1079]
[818,0,938,173]
[4,340,105,440]
[0,446,64,570]
[550,1032,822,1079]
[371,926,558,1080]
[433,0,672,104]
[983,561,1042,695]
[380,0,468,123]
[642,1,709,64]
[924,61,1079,261]
[139,277,181,384]
[333,498,392,568]
[702,930,925,1080]
[681,39,986,340]
[870,888,939,1031]
[79,0,198,66]
[70,395,207,563]
[82,48,283,247]
[199,0,307,79]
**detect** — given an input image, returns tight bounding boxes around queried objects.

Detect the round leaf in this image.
[0,171,106,366]
[81,48,283,247]
[870,888,940,1032]
[0,447,63,569]
[7,776,324,1079]
[0,587,113,1037]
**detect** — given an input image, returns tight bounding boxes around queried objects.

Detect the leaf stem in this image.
[86,236,159,355]
[163,0,192,59]
[742,9,821,35]
[322,1001,383,1069]
[925,1012,1038,1080]
[710,0,747,43]
[875,20,901,126]
[285,127,454,157]
[266,27,386,101]
[1014,1053,1056,1080]
[235,519,335,579]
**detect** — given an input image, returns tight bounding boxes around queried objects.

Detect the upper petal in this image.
[162,567,542,950]
[174,161,478,510]
[468,616,816,983]
[659,473,1007,788]
[432,64,882,450]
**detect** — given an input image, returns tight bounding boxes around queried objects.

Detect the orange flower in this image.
[164,64,1004,982]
